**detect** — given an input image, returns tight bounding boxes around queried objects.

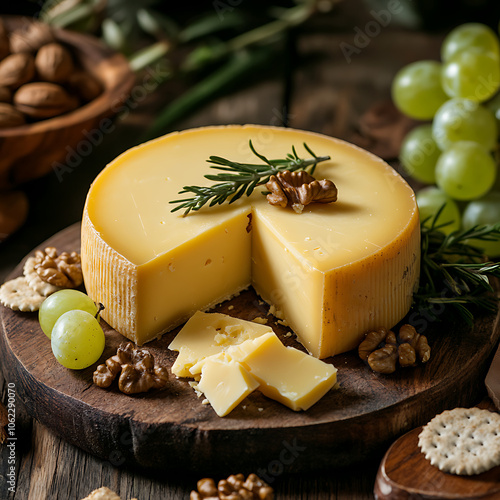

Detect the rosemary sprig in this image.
[170,141,330,215]
[414,205,500,324]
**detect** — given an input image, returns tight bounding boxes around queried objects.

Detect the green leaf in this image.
[178,11,247,43]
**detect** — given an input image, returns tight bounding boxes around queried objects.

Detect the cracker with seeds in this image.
[24,256,63,297]
[0,276,45,312]
[418,407,500,475]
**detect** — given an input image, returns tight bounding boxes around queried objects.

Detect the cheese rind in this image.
[82,125,420,357]
[197,357,259,417]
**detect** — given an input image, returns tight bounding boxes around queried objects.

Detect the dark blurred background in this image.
[3,0,500,31]
[1,0,499,282]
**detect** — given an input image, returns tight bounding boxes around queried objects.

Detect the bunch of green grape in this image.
[392,22,500,256]
[39,289,105,369]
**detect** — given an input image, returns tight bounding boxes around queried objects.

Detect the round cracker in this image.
[418,407,500,475]
[23,256,63,297]
[0,276,45,312]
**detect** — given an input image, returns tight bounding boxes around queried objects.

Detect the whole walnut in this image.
[35,42,74,83]
[0,53,35,89]
[0,86,12,103]
[0,103,25,128]
[67,71,102,102]
[0,20,9,61]
[9,22,55,53]
[14,82,78,119]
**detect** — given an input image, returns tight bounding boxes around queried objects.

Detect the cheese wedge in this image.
[171,314,337,414]
[197,356,260,417]
[169,310,273,377]
[226,332,338,411]
[81,125,420,358]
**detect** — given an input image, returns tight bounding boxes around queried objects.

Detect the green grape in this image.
[391,61,448,120]
[486,91,500,132]
[463,191,500,257]
[441,23,500,62]
[432,98,497,151]
[435,141,496,201]
[442,48,500,102]
[39,289,98,339]
[51,310,105,370]
[416,186,461,235]
[399,125,440,184]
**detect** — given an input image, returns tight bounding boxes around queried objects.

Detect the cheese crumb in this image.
[228,305,234,310]
[252,317,268,325]
[284,332,292,338]
[268,304,285,320]
[258,407,264,412]
[202,398,210,405]
[189,381,204,398]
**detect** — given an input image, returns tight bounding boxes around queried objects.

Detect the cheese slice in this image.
[197,356,260,417]
[170,314,337,414]
[168,310,273,377]
[226,332,337,411]
[81,125,420,358]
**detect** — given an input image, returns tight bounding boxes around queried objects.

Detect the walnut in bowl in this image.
[0,16,135,190]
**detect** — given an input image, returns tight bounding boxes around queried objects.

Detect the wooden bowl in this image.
[0,17,136,190]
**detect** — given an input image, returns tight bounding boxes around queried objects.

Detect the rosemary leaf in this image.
[170,141,330,215]
[414,212,500,322]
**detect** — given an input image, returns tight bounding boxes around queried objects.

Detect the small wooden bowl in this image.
[0,17,136,190]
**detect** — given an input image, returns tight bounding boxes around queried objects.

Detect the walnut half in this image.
[191,473,273,500]
[93,343,168,395]
[33,246,82,288]
[266,170,337,213]
[358,324,431,374]
[398,324,431,365]
[367,331,398,374]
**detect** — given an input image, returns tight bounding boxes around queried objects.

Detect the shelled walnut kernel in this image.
[191,473,273,500]
[93,343,168,395]
[266,170,337,213]
[33,246,82,288]
[358,324,430,374]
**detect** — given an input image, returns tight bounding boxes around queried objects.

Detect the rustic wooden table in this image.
[0,3,496,498]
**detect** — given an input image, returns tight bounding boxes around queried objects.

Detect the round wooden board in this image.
[1,223,500,474]
[374,424,500,499]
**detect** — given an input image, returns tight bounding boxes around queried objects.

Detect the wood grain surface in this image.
[1,223,499,476]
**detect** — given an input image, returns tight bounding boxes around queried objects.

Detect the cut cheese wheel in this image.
[81,125,420,358]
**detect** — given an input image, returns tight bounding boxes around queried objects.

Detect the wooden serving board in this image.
[374,418,500,499]
[1,223,500,474]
